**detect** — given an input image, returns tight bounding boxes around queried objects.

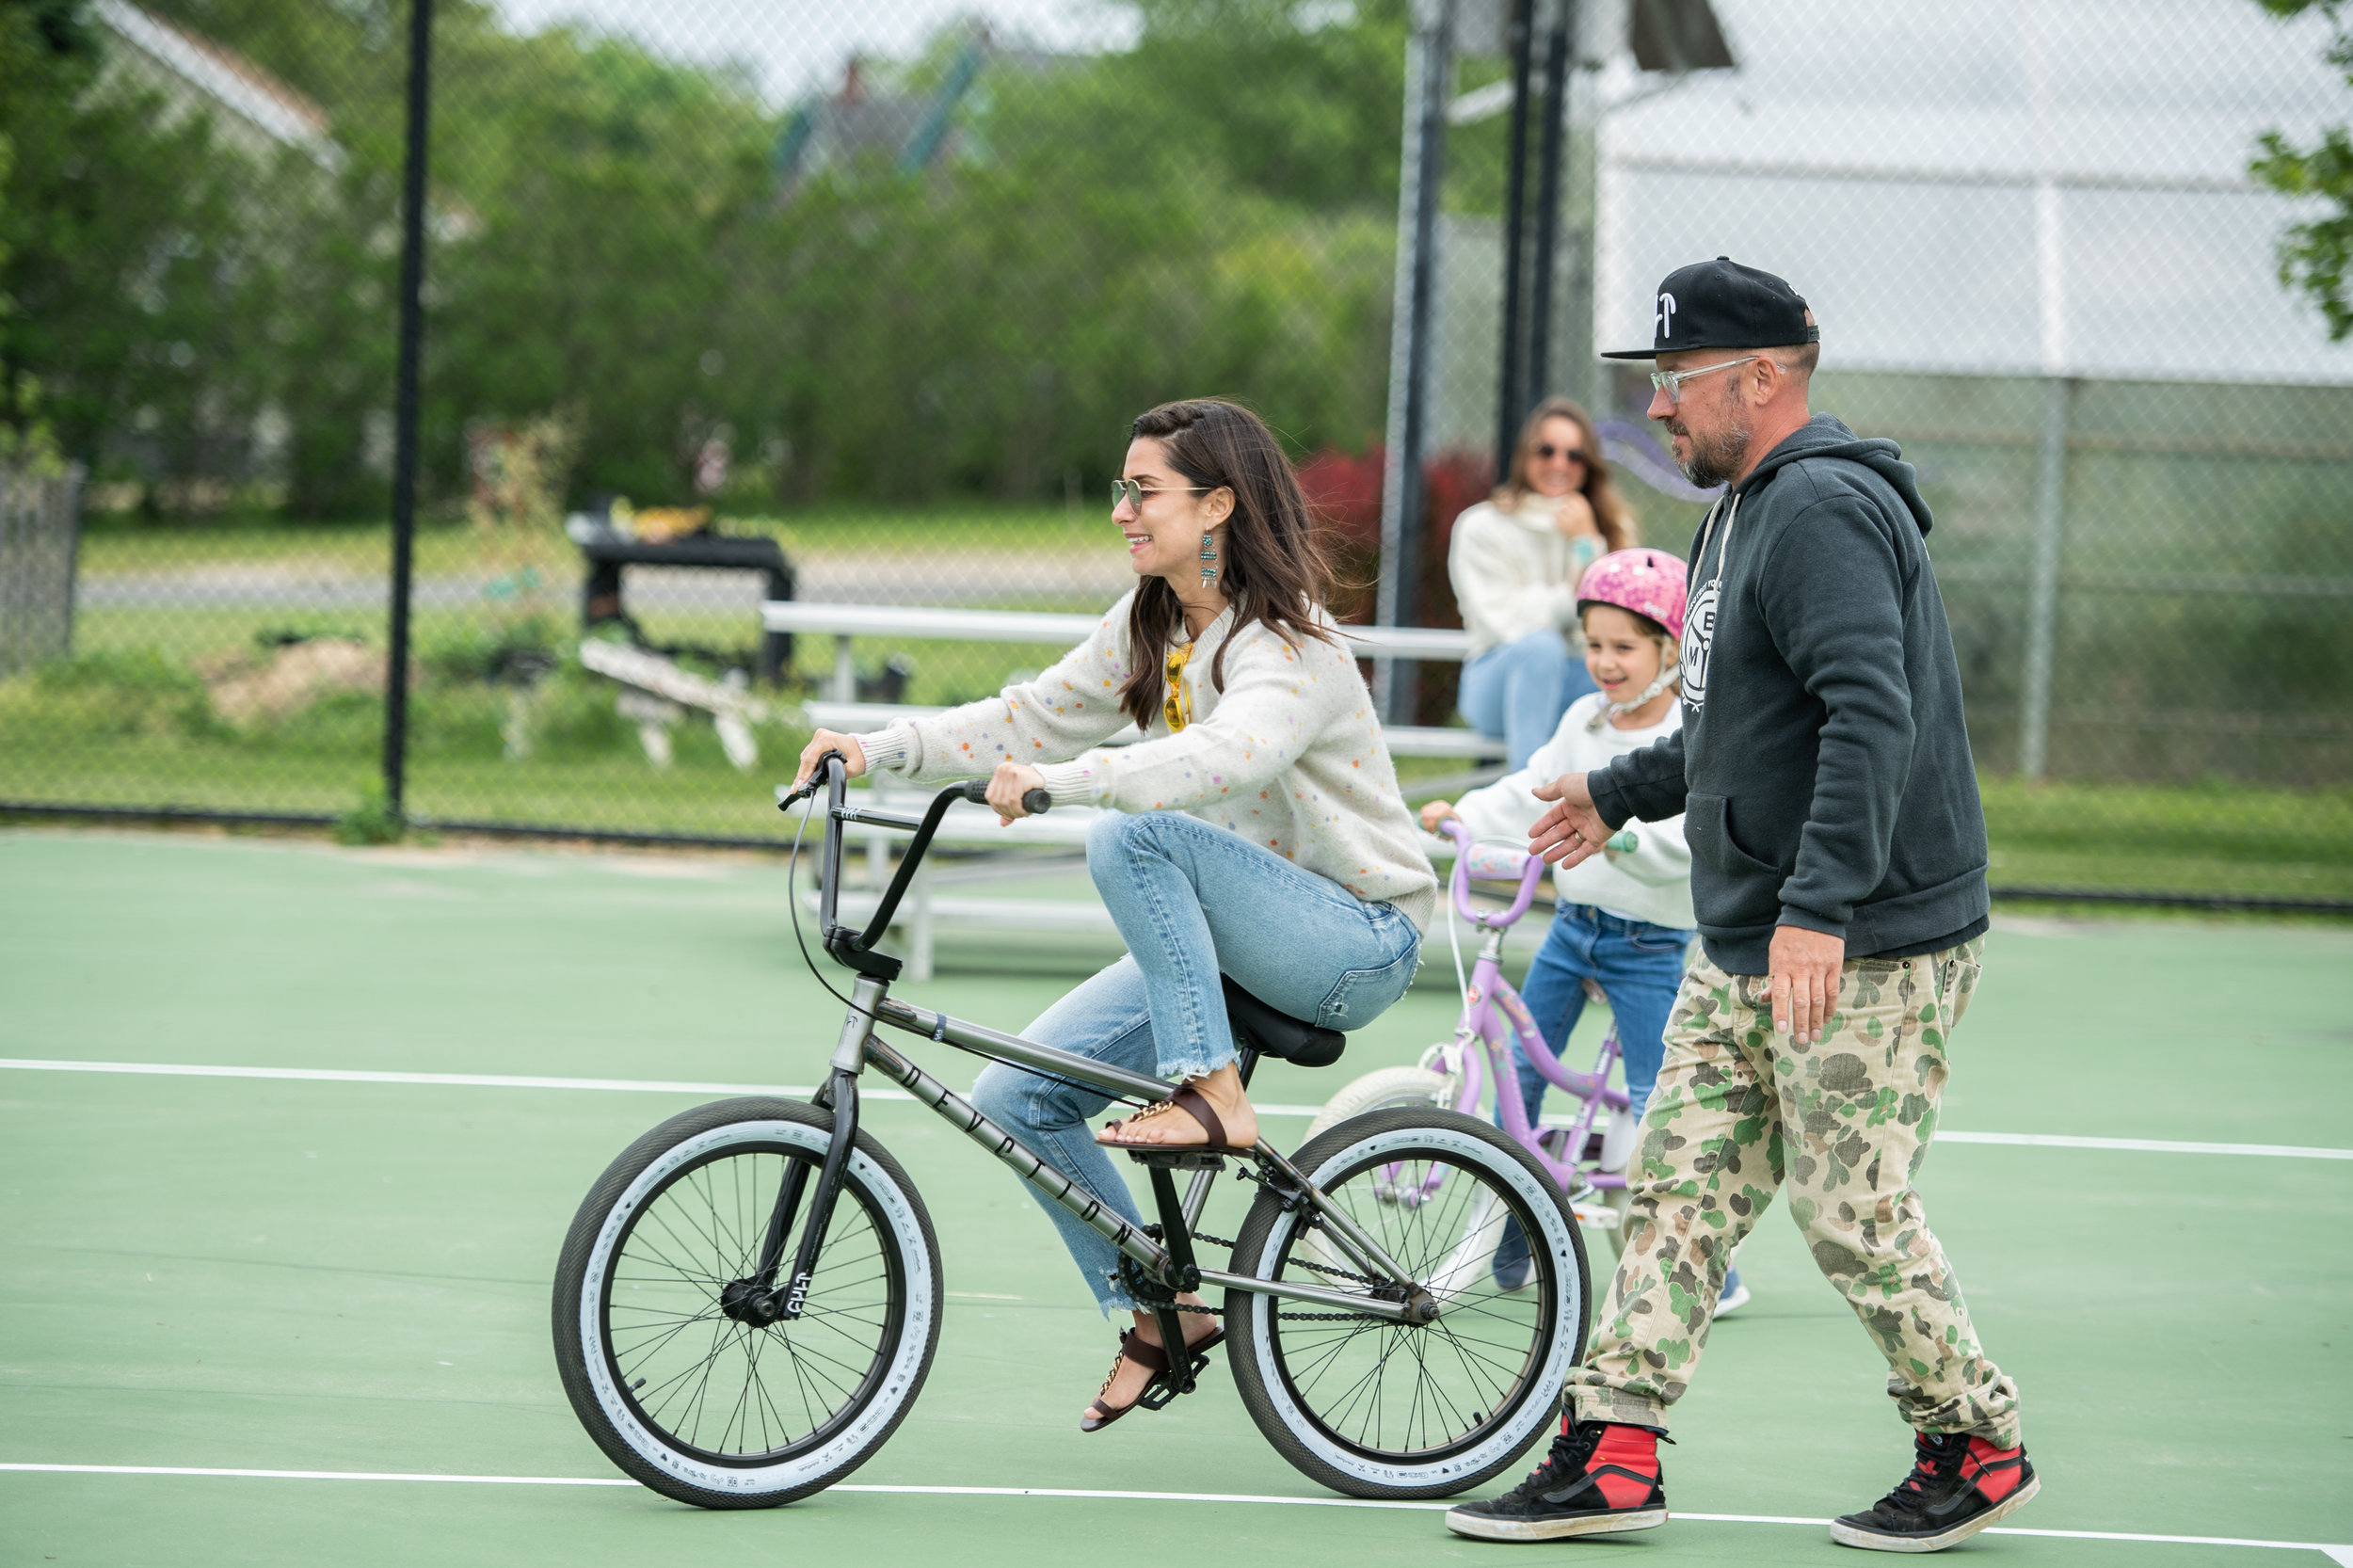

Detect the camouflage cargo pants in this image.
[1566,937,2022,1445]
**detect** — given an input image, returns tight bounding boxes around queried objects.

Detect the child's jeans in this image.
[1512,902,1693,1128]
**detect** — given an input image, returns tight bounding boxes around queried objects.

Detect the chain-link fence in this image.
[2,0,2347,905]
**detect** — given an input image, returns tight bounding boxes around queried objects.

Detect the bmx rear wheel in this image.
[1300,1064,1452,1145]
[1225,1107,1588,1499]
[552,1096,940,1508]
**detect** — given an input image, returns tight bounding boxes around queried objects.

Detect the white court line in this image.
[1934,1130,2353,1160]
[3,1059,2349,1160]
[0,1465,2345,1556]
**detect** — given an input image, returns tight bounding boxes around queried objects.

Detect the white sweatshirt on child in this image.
[1449,693,1694,931]
[852,593,1439,932]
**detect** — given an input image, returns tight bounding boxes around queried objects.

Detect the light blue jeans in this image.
[972,810,1423,1312]
[1459,627,1597,770]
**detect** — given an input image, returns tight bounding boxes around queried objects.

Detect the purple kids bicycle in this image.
[1305,819,1645,1282]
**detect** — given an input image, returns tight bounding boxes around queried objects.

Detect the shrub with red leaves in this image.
[1296,443,1496,724]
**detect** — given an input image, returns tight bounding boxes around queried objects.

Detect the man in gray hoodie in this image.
[1445,260,2035,1555]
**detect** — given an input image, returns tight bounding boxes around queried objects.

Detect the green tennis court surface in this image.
[3,829,2348,1567]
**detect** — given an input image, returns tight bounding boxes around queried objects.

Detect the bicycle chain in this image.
[1168,1228,1397,1321]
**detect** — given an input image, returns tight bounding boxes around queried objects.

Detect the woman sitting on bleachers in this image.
[1449,397,1640,769]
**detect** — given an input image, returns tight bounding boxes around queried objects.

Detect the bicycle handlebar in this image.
[1440,817,1547,929]
[958,777,1054,816]
[780,756,1051,973]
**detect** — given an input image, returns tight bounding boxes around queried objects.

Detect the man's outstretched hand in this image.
[1529,771,1610,869]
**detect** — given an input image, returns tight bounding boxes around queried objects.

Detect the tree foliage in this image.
[2,0,1411,518]
[2252,0,2353,341]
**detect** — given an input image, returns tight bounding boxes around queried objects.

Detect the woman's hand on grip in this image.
[987,761,1048,824]
[793,729,868,791]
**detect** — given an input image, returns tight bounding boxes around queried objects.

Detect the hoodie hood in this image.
[1739,413,1933,538]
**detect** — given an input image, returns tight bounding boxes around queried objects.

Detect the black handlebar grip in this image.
[957,779,1053,815]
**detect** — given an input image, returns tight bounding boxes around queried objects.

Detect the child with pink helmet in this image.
[1424,549,1743,1313]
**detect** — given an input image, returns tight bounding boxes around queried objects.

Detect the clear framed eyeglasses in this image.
[1649,356,1759,404]
[1111,479,1212,511]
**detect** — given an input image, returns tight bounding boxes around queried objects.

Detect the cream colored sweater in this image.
[1449,497,1608,659]
[854,594,1439,931]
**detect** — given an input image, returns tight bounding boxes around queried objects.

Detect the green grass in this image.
[17,539,2353,900]
[1,829,2348,1566]
[5,685,2350,895]
[1979,776,2353,899]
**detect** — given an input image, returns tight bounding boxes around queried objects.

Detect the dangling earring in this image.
[1199,530,1219,586]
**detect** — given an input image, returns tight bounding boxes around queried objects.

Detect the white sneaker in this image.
[1714,1280,1752,1318]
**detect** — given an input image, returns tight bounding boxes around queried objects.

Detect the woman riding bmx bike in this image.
[796,399,1438,1431]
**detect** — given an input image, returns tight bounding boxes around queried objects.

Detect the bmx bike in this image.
[1305,819,1653,1252]
[550,757,1591,1508]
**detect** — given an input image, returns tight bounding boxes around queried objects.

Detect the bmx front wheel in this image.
[552,1096,941,1508]
[1225,1107,1588,1500]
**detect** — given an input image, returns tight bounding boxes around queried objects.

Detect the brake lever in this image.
[778,749,850,812]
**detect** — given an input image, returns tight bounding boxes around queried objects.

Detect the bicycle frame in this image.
[759,758,1442,1394]
[1430,821,1632,1196]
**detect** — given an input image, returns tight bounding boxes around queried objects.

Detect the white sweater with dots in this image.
[854,595,1438,932]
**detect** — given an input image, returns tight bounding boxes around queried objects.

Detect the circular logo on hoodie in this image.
[1680,580,1716,709]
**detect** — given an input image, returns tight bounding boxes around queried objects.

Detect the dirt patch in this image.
[200,638,384,727]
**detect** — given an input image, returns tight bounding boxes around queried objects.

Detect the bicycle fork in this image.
[724,980,880,1326]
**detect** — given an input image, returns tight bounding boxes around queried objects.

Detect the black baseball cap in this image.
[1601,256,1819,360]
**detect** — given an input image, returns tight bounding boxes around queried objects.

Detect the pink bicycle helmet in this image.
[1576,548,1688,643]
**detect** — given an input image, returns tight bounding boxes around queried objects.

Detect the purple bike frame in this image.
[1424,818,1632,1196]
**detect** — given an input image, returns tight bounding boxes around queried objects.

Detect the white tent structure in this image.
[1593,0,2353,385]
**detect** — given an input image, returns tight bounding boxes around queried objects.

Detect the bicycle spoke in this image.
[1267,1143,1559,1464]
[599,1141,901,1464]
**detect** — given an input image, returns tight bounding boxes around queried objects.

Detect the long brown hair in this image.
[1119,399,1338,729]
[1492,396,1638,552]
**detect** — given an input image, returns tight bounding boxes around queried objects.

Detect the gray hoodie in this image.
[1590,413,1989,974]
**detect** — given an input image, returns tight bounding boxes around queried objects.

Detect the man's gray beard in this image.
[1677,419,1752,488]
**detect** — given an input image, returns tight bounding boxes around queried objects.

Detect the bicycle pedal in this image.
[1127,1150,1225,1171]
[1135,1350,1214,1411]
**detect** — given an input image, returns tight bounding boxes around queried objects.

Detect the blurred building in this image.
[771,26,1065,195]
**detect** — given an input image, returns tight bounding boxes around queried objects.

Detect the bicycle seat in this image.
[1223,976,1345,1069]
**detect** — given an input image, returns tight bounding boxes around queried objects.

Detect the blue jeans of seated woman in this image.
[971,810,1422,1313]
[1459,628,1598,771]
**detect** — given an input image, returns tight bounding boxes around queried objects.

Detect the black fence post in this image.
[381,0,435,824]
[1377,0,1456,725]
[1493,0,1536,469]
[1525,0,1575,414]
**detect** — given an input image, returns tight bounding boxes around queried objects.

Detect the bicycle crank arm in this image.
[1195,1268,1431,1323]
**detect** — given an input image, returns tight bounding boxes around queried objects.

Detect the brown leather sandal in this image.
[1095,1083,1254,1152]
[1079,1323,1228,1432]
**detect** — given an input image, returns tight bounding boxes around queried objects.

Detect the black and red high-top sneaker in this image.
[1444,1419,1668,1542]
[1832,1431,2040,1553]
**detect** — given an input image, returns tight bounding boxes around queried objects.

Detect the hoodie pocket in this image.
[1683,792,1784,926]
